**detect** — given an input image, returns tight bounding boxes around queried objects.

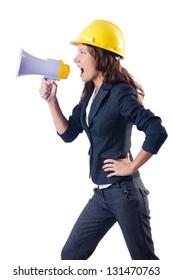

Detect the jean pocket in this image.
[139,188,150,196]
[137,187,150,215]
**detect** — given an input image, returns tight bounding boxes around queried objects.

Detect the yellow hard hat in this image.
[70,19,125,57]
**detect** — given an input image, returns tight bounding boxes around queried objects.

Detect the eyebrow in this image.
[79,48,89,53]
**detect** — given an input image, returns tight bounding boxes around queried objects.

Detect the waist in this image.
[97,177,144,189]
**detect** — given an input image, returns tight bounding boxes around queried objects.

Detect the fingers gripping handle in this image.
[41,78,52,100]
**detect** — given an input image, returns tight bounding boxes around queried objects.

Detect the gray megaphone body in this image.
[16,48,70,81]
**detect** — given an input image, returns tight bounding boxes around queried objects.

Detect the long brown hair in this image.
[81,44,145,103]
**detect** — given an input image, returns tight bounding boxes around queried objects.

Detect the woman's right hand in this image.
[39,78,68,134]
[39,78,57,102]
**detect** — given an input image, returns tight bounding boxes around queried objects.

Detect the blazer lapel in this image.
[88,83,113,126]
[80,90,93,130]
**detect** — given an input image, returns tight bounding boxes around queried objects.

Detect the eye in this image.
[80,50,86,55]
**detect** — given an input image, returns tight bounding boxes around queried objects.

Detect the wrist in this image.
[47,96,58,106]
[129,161,137,175]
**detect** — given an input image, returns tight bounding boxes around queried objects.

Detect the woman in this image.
[39,19,167,260]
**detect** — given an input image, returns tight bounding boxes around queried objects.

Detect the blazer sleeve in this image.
[57,102,83,143]
[117,84,168,154]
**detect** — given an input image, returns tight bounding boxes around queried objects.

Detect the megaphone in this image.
[16,48,70,81]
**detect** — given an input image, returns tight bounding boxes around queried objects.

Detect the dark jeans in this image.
[61,177,159,260]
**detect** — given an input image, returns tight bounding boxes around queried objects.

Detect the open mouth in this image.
[80,68,84,75]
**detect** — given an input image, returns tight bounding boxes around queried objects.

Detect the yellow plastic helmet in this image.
[70,19,125,57]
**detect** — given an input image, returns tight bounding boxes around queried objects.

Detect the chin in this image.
[81,77,87,82]
[81,77,91,83]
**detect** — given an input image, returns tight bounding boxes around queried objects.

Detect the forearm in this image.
[130,148,153,174]
[47,97,68,134]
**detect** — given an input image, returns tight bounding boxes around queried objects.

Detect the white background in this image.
[0,0,171,279]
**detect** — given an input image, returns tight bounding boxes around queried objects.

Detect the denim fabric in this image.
[61,177,159,260]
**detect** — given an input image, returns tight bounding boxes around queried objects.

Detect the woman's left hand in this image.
[102,156,134,177]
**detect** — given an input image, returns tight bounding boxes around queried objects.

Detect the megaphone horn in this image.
[16,49,70,81]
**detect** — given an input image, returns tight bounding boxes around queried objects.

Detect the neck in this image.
[93,76,103,93]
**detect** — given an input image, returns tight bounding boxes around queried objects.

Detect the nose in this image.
[73,54,79,63]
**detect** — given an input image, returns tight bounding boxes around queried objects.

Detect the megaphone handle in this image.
[41,95,49,100]
[41,77,52,100]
